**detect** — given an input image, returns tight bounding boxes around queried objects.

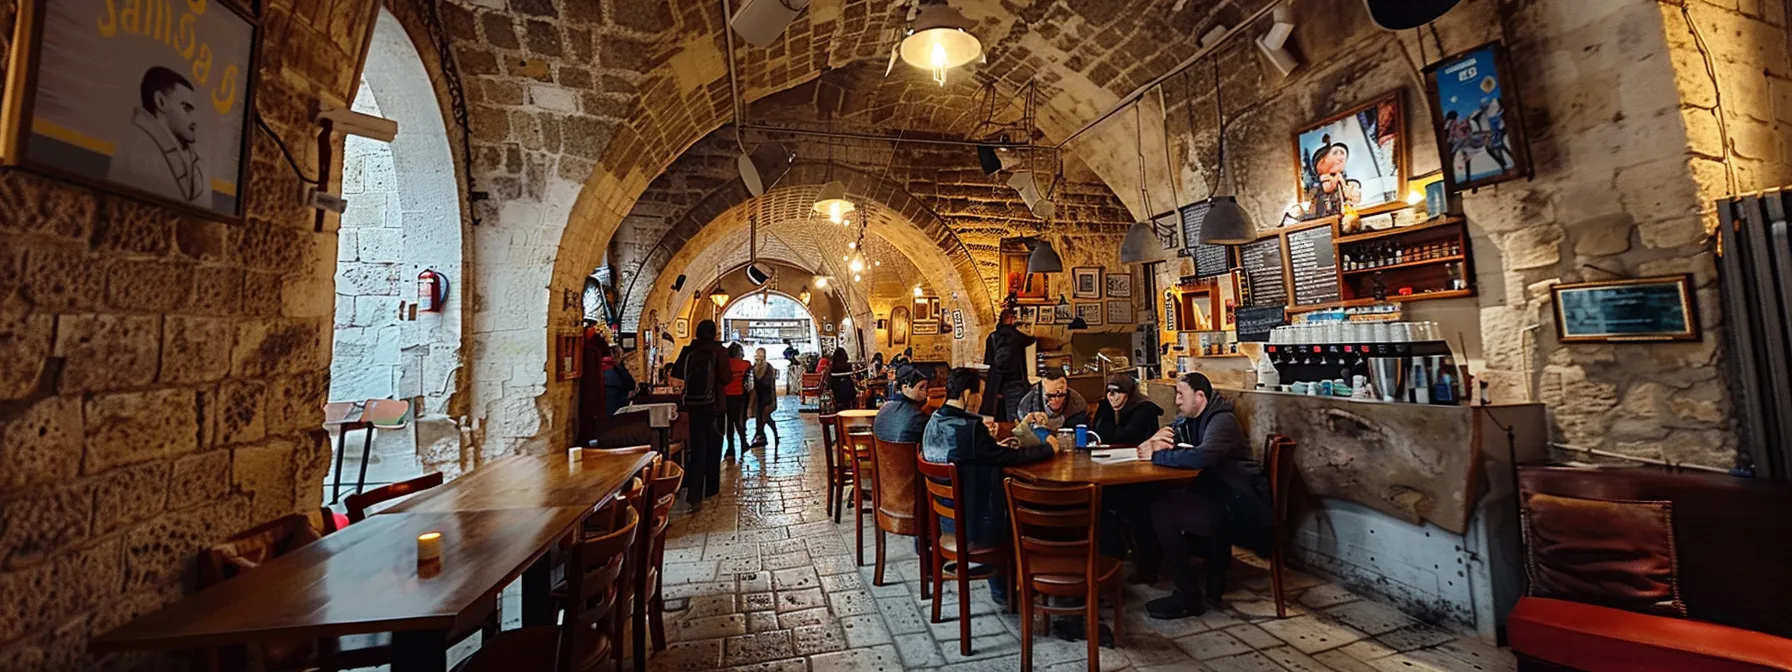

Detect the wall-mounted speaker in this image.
[746,264,771,286]
[671,274,687,291]
[739,142,794,196]
[1363,0,1460,30]
[730,0,811,48]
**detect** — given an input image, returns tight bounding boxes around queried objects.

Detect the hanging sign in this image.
[1162,290,1178,332]
[951,310,966,340]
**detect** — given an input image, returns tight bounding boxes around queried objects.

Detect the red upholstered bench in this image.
[1513,466,1792,672]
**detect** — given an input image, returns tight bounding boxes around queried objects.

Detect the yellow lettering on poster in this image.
[176,13,195,59]
[146,0,173,46]
[120,0,139,33]
[211,65,237,114]
[192,43,212,85]
[98,0,118,36]
[187,0,206,14]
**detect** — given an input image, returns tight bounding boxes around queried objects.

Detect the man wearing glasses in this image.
[1014,368,1088,432]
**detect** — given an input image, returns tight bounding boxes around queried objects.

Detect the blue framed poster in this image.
[1424,41,1532,192]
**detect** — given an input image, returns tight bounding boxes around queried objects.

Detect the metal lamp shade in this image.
[708,289,730,308]
[1067,317,1089,330]
[738,143,793,196]
[813,181,855,222]
[898,5,982,70]
[1199,195,1257,245]
[1119,220,1167,264]
[1026,240,1063,274]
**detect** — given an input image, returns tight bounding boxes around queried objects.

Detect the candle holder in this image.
[417,532,443,576]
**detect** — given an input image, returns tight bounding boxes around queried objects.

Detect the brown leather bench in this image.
[1512,465,1792,671]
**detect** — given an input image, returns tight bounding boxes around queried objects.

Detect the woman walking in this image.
[750,347,780,446]
[723,343,751,459]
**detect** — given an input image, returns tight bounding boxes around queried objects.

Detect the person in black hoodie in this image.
[921,368,1054,604]
[979,309,1036,421]
[671,320,734,512]
[1089,373,1163,446]
[1137,372,1272,618]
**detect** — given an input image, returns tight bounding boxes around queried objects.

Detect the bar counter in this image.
[1146,380,1547,639]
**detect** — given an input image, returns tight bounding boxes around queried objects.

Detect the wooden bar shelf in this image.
[1340,255,1466,275]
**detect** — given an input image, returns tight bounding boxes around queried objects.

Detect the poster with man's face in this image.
[5,0,256,220]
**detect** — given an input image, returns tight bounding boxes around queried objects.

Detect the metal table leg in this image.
[521,552,554,627]
[390,629,447,672]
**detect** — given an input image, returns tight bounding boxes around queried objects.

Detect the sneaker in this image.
[1146,592,1207,619]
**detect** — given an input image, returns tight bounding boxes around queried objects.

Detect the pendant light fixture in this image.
[813,122,855,223]
[1026,238,1063,274]
[1120,96,1171,263]
[1199,57,1257,245]
[709,287,731,308]
[799,286,812,305]
[897,3,982,87]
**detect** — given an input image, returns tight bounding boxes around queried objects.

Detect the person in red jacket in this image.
[723,342,751,459]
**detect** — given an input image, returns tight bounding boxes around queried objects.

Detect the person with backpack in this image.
[672,320,732,511]
[979,308,1036,421]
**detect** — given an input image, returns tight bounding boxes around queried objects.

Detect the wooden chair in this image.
[323,401,367,503]
[841,422,876,566]
[343,472,444,523]
[868,436,929,596]
[917,454,1010,655]
[800,372,825,404]
[820,414,852,522]
[645,460,686,652]
[460,507,641,672]
[1265,434,1298,618]
[330,399,412,503]
[1004,478,1123,672]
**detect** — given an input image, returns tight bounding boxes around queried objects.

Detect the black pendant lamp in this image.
[1120,97,1170,264]
[1199,58,1257,245]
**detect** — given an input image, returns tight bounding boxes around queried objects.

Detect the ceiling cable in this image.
[721,0,748,153]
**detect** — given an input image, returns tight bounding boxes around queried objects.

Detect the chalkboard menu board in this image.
[1287,224,1341,306]
[1235,305,1286,343]
[1176,202,1232,279]
[1239,237,1288,307]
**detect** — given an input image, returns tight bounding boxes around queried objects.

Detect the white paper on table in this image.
[1089,450,1141,465]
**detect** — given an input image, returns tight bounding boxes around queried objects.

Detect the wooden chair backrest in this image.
[1003,478,1100,593]
[870,437,921,532]
[200,514,320,588]
[819,413,841,473]
[1265,434,1297,505]
[344,472,445,523]
[362,398,411,428]
[562,508,638,672]
[916,455,970,559]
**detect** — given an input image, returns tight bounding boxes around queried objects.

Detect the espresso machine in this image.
[1262,331,1460,404]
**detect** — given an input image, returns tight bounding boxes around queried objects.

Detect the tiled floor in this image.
[641,399,1517,672]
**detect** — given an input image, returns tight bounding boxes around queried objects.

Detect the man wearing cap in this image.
[873,365,931,444]
[1135,372,1272,619]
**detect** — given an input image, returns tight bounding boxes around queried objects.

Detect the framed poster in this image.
[1293,89,1405,220]
[912,319,939,336]
[890,306,910,346]
[915,296,939,321]
[1105,271,1133,298]
[1053,303,1074,323]
[674,318,689,339]
[1106,300,1134,325]
[1074,302,1104,327]
[1000,238,1051,304]
[1036,304,1056,325]
[1424,41,1532,192]
[1017,306,1036,323]
[1072,267,1103,299]
[1551,275,1699,343]
[1,0,262,222]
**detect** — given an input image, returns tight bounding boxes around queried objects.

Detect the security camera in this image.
[315,100,398,143]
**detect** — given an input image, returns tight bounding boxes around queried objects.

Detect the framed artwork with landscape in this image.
[1293,89,1405,220]
[0,0,261,222]
[1424,41,1531,192]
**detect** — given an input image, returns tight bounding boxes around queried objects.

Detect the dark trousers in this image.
[1151,487,1230,599]
[753,400,778,442]
[686,408,724,505]
[724,394,748,451]
[1103,485,1162,569]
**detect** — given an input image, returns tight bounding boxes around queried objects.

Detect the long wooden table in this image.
[1006,449,1200,486]
[92,449,657,672]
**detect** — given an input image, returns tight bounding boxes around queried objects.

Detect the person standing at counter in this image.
[671,320,733,512]
[1136,372,1272,618]
[980,308,1036,422]
[1015,368,1089,431]
[1090,374,1163,446]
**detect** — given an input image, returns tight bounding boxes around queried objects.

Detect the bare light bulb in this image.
[828,202,844,223]
[853,273,862,282]
[849,257,864,273]
[847,241,857,250]
[931,42,949,86]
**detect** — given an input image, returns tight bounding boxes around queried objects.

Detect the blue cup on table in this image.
[1075,424,1089,448]
[1033,426,1051,444]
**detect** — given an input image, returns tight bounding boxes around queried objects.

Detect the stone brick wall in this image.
[0,0,373,667]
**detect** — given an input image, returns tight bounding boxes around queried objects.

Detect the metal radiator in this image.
[1716,188,1792,481]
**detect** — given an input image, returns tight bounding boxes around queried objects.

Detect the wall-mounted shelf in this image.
[1341,255,1466,275]
[1336,216,1466,244]
[1285,289,1476,314]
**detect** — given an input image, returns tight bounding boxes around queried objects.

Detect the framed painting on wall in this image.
[1037,305,1056,326]
[1106,301,1134,325]
[1423,41,1532,192]
[1072,267,1104,300]
[1105,271,1133,298]
[912,319,939,336]
[674,318,689,339]
[0,0,262,222]
[1551,275,1699,343]
[1293,89,1406,220]
[1054,303,1074,323]
[1018,306,1036,323]
[890,306,910,346]
[1000,238,1051,304]
[1074,302,1104,327]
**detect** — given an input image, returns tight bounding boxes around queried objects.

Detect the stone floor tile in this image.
[743,591,776,611]
[939,632,1022,663]
[774,587,826,612]
[665,561,720,585]
[927,610,1010,641]
[745,610,779,633]
[808,644,902,672]
[1197,609,1248,631]
[737,571,773,593]
[763,551,812,571]
[820,570,866,593]
[876,597,930,635]
[1257,616,1369,654]
[841,613,895,648]
[680,594,739,620]
[1124,610,1210,639]
[1122,631,1194,667]
[828,588,879,617]
[1040,646,1133,672]
[1207,650,1293,672]
[1314,649,1385,672]
[1261,644,1337,672]
[719,556,762,574]
[666,580,735,601]
[674,613,748,641]
[1297,583,1362,610]
[656,638,724,671]
[1236,598,1307,620]
[1367,647,1472,672]
[1430,637,1517,672]
[719,662,807,672]
[776,606,831,629]
[793,622,849,655]
[1339,638,1400,661]
[1176,629,1254,660]
[1325,599,1420,635]
[1224,623,1285,650]
[723,630,795,665]
[893,631,945,668]
[1374,624,1456,653]
[772,566,819,590]
[812,554,860,576]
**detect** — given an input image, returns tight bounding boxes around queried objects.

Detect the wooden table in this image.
[1006,449,1200,486]
[92,507,589,672]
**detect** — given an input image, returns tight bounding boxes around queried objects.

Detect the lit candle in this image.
[569,446,584,461]
[417,532,443,563]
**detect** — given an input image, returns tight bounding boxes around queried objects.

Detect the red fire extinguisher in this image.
[417,269,446,312]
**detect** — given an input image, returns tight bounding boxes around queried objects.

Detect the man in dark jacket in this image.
[1014,368,1089,432]
[1090,374,1163,446]
[923,368,1053,604]
[873,366,930,444]
[671,320,733,512]
[979,309,1035,421]
[1137,372,1272,618]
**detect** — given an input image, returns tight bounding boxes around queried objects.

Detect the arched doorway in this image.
[721,290,818,391]
[325,9,468,493]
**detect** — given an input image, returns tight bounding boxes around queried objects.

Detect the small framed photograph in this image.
[674,318,689,339]
[1294,89,1406,219]
[1551,275,1699,343]
[619,333,637,350]
[1106,300,1134,325]
[1072,267,1104,299]
[1105,271,1133,298]
[1054,303,1074,323]
[1424,41,1532,192]
[1036,305,1056,326]
[1,0,262,222]
[1018,306,1037,323]
[1075,302,1104,327]
[912,319,939,336]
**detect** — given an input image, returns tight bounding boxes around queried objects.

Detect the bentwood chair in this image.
[1265,434,1298,618]
[917,455,1010,655]
[819,413,847,521]
[460,507,641,672]
[841,423,877,565]
[1004,478,1124,671]
[608,477,648,671]
[868,436,930,596]
[645,460,686,652]
[343,472,444,523]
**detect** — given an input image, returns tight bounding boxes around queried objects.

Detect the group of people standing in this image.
[669,320,782,512]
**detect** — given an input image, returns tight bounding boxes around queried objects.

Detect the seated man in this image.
[1137,372,1272,619]
[872,366,930,444]
[1015,368,1090,432]
[922,367,1054,604]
